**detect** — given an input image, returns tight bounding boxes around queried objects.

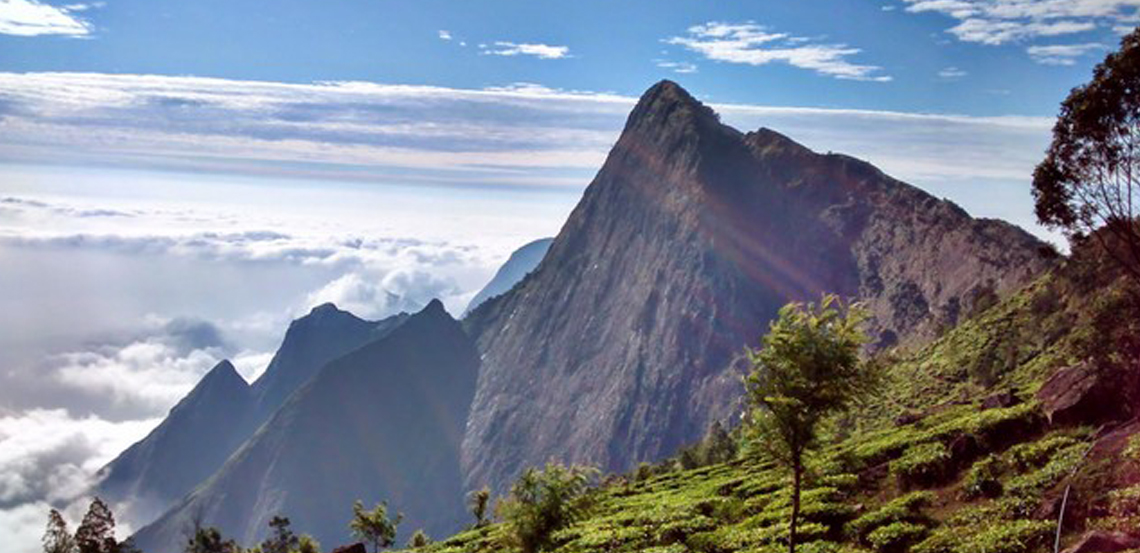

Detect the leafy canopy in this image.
[349,500,403,553]
[497,462,598,553]
[1033,27,1140,282]
[745,294,875,467]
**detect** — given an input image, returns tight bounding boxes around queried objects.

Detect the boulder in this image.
[1036,361,1126,426]
[981,389,1020,410]
[1062,530,1140,553]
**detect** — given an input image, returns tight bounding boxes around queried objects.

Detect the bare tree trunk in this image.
[789,462,802,553]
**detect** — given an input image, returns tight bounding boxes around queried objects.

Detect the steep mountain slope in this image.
[97,304,406,526]
[95,360,252,521]
[463,238,554,317]
[132,300,480,553]
[250,303,409,415]
[462,80,1052,495]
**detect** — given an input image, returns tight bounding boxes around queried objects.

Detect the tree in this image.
[43,509,76,553]
[184,526,239,553]
[497,462,598,553]
[349,500,403,553]
[702,420,738,465]
[75,498,117,553]
[295,535,320,553]
[467,487,491,528]
[260,516,299,553]
[1033,28,1140,284]
[744,294,875,553]
[406,529,431,549]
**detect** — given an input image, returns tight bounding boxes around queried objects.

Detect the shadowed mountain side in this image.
[463,238,554,318]
[96,304,409,528]
[131,300,479,553]
[461,80,1052,495]
[94,360,252,522]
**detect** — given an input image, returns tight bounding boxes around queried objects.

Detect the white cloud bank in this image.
[666,21,892,82]
[0,0,94,36]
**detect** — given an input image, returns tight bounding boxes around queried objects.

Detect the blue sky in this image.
[0,0,1132,115]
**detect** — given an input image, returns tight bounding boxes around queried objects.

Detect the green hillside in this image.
[405,247,1140,553]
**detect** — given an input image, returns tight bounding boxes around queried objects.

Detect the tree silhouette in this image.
[349,500,403,553]
[184,526,238,553]
[1034,27,1140,285]
[260,516,299,553]
[43,509,76,553]
[468,487,491,528]
[75,498,117,553]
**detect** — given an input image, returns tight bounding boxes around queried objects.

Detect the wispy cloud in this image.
[665,21,892,82]
[902,0,1135,46]
[654,59,699,74]
[480,41,570,59]
[1027,42,1106,64]
[937,66,968,78]
[0,0,94,37]
[0,71,1061,195]
[437,29,452,41]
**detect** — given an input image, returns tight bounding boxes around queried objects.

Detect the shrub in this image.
[847,491,935,541]
[890,442,951,489]
[867,522,928,553]
[1005,435,1078,471]
[961,456,1004,499]
[498,462,598,553]
[913,520,1052,553]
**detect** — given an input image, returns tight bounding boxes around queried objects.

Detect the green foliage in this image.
[75,498,117,553]
[498,462,598,553]
[469,487,492,528]
[960,455,1003,499]
[1005,434,1078,471]
[889,442,951,489]
[1033,26,1140,283]
[914,520,1052,553]
[846,491,934,542]
[745,294,875,552]
[350,500,404,553]
[295,535,320,553]
[184,526,240,553]
[407,530,432,549]
[261,516,299,553]
[866,522,927,553]
[43,509,76,553]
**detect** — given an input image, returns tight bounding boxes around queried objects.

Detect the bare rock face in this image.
[1036,361,1130,426]
[462,80,1053,494]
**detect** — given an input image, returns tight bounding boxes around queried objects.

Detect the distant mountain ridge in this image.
[461,80,1052,495]
[463,238,554,317]
[131,300,479,553]
[96,304,408,529]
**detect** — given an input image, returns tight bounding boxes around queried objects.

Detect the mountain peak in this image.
[623,80,720,136]
[307,302,342,317]
[199,359,246,389]
[418,298,448,319]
